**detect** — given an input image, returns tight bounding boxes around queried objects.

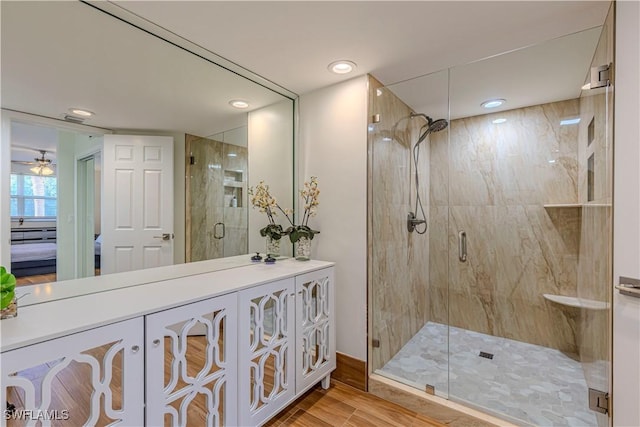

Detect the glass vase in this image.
[295,237,311,261]
[1,297,17,320]
[266,236,281,257]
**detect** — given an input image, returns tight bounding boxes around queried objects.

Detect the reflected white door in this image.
[102,135,173,274]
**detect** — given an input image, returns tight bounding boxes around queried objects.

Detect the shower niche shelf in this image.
[543,203,612,209]
[543,293,609,310]
[543,203,582,209]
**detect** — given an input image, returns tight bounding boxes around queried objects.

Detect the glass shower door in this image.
[446,15,614,426]
[368,69,451,398]
[186,130,248,262]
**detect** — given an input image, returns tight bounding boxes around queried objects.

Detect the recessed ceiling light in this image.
[69,108,94,117]
[481,99,506,109]
[328,60,357,74]
[492,118,507,124]
[229,99,249,109]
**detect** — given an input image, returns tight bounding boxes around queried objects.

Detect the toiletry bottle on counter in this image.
[231,196,237,207]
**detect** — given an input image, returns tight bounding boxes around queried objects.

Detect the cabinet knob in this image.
[153,339,161,347]
[131,345,140,353]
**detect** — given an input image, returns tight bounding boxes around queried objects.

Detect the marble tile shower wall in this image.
[186,134,248,262]
[429,99,582,354]
[368,76,431,371]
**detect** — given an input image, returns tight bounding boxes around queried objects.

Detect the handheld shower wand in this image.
[407,112,448,234]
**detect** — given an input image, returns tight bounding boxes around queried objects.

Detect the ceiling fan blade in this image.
[10,160,36,165]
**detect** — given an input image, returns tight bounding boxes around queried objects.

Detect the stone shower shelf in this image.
[543,293,609,310]
[543,203,611,209]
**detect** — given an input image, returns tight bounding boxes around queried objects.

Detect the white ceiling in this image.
[113,1,610,94]
[2,0,610,156]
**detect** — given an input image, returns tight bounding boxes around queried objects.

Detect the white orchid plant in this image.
[248,176,320,243]
[248,180,294,240]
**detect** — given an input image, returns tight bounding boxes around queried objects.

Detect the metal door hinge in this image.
[590,64,612,89]
[589,388,609,414]
[189,154,195,165]
[425,384,435,395]
[372,339,380,348]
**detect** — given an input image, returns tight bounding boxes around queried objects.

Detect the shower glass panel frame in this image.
[369,12,613,426]
[368,69,451,398]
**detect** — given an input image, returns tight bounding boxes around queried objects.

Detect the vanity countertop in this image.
[1,258,334,353]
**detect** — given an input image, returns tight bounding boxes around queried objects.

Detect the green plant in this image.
[1,266,16,310]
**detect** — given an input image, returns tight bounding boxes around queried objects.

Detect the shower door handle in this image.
[213,222,225,239]
[458,231,467,262]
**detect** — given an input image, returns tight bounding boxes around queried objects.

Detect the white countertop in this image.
[16,254,270,307]
[1,258,334,352]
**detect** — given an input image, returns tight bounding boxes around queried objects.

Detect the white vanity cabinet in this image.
[295,268,335,394]
[237,267,335,425]
[1,260,335,427]
[145,293,238,426]
[0,318,145,426]
[238,278,296,426]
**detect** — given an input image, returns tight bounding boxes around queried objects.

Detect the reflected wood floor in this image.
[267,380,446,427]
[15,270,100,286]
[15,272,56,286]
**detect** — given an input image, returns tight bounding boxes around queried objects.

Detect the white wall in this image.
[0,115,10,269]
[613,2,640,425]
[56,131,77,280]
[298,76,368,360]
[248,100,295,257]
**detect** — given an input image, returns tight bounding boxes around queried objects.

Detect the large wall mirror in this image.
[1,1,295,291]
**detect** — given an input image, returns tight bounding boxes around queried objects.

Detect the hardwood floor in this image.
[15,272,56,286]
[15,270,100,286]
[266,380,446,427]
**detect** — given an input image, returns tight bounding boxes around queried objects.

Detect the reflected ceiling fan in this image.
[11,150,56,176]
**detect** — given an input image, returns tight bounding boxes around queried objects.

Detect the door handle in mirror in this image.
[214,223,225,239]
[153,233,173,241]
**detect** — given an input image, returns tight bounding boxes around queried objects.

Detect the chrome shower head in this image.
[429,118,448,133]
[411,112,448,141]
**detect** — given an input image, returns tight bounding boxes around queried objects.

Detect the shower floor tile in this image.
[378,322,600,427]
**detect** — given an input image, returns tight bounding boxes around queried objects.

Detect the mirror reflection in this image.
[1,1,294,289]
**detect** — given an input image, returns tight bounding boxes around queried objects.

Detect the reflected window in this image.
[10,174,57,218]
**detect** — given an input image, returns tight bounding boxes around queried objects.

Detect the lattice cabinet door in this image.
[1,317,144,426]
[145,293,238,427]
[238,278,295,426]
[295,267,336,394]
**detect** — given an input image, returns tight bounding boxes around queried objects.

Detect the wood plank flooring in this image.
[15,270,100,286]
[15,272,57,286]
[6,334,445,427]
[266,380,446,427]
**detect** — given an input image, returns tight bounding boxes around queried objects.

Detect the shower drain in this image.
[479,351,494,360]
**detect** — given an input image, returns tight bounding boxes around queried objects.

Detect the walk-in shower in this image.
[368,9,613,426]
